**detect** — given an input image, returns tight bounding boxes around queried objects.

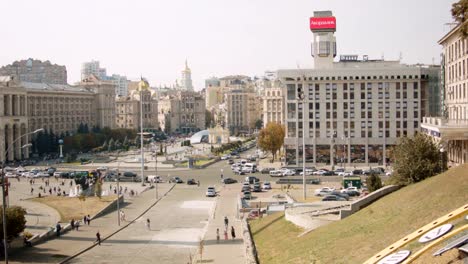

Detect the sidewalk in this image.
[9,184,173,264]
[193,185,245,264]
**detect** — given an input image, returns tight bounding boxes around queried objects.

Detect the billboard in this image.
[310,17,336,31]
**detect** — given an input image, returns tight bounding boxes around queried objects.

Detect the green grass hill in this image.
[250,164,468,264]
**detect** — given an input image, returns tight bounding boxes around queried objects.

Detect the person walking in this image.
[146,218,151,230]
[75,220,79,231]
[83,215,87,225]
[96,231,101,245]
[224,229,228,240]
[87,214,91,225]
[224,216,229,229]
[56,222,62,237]
[216,228,220,243]
[231,226,236,240]
[70,219,75,230]
[30,187,34,195]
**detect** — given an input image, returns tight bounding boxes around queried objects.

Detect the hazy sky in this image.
[0,0,455,90]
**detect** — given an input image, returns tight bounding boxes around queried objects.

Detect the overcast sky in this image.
[0,0,455,90]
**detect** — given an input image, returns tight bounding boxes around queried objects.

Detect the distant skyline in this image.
[0,0,455,90]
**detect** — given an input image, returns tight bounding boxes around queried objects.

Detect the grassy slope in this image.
[250,164,468,264]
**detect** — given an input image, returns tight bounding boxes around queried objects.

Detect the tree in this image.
[0,206,27,241]
[366,173,382,192]
[452,0,468,36]
[258,122,285,162]
[255,119,263,129]
[390,133,441,185]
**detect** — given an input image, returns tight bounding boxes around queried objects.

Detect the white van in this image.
[242,163,257,173]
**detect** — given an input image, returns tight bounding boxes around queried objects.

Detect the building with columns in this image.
[421,23,468,165]
[280,11,440,167]
[0,73,116,162]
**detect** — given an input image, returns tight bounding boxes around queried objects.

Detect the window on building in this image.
[361,92,365,99]
[368,112,372,118]
[361,131,366,138]
[361,112,366,118]
[414,121,419,128]
[287,84,296,100]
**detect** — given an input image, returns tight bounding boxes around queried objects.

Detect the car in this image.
[36,172,50,177]
[352,169,363,175]
[322,171,334,176]
[243,191,252,200]
[385,171,393,176]
[147,175,162,183]
[222,178,237,184]
[245,176,259,184]
[206,187,216,197]
[344,190,361,196]
[46,167,56,175]
[97,166,108,171]
[300,169,316,176]
[322,195,346,201]
[21,172,34,178]
[53,172,62,177]
[187,179,197,185]
[169,177,184,183]
[252,184,262,192]
[123,171,137,177]
[281,169,296,176]
[312,169,329,175]
[268,170,283,177]
[262,182,272,190]
[234,169,245,175]
[314,187,335,196]
[5,172,17,178]
[227,159,234,165]
[330,191,349,200]
[232,154,241,159]
[334,168,345,173]
[338,171,353,176]
[221,155,231,160]
[59,172,71,178]
[260,167,274,174]
[15,167,26,173]
[241,185,251,192]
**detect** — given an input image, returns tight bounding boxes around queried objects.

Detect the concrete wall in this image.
[339,185,400,219]
[243,218,259,264]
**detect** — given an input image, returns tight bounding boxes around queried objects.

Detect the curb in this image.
[59,184,177,264]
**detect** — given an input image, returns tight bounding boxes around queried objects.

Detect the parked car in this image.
[227,159,234,165]
[262,182,272,190]
[21,172,34,178]
[206,187,216,197]
[221,155,231,160]
[252,184,262,192]
[269,170,283,177]
[123,171,137,177]
[352,169,363,175]
[241,185,251,192]
[97,166,108,171]
[243,191,252,200]
[330,191,349,200]
[260,167,275,174]
[322,195,346,201]
[300,169,316,176]
[169,177,184,183]
[15,167,26,173]
[281,169,296,176]
[53,172,62,177]
[314,187,335,196]
[338,171,353,176]
[222,178,237,184]
[5,172,17,178]
[187,179,197,185]
[312,169,329,175]
[36,172,50,177]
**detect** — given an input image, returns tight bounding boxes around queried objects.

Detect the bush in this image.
[0,206,27,241]
[366,173,383,192]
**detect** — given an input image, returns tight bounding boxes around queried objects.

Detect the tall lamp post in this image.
[1,127,44,263]
[439,147,445,173]
[116,150,121,226]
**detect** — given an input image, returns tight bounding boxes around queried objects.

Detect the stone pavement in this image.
[8,183,174,264]
[193,184,245,264]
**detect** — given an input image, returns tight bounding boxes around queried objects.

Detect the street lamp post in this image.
[440,147,445,173]
[140,88,145,187]
[1,128,43,263]
[116,150,121,226]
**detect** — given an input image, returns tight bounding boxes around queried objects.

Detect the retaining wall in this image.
[242,218,259,264]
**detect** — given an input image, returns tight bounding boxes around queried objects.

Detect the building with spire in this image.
[179,60,193,91]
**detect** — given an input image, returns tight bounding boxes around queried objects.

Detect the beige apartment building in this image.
[116,88,158,130]
[0,74,115,162]
[281,11,440,167]
[158,91,205,133]
[422,24,468,165]
[263,85,284,126]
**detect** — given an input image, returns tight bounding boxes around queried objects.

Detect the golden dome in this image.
[138,78,149,91]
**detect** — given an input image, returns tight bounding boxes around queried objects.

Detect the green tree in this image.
[255,119,263,129]
[0,206,27,241]
[366,173,383,192]
[258,122,285,162]
[390,133,441,185]
[452,0,468,36]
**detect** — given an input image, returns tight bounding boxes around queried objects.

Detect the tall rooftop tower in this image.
[310,11,337,69]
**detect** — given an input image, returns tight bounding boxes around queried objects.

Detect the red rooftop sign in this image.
[310,17,336,31]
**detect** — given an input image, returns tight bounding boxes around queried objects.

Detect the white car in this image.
[338,171,353,176]
[313,169,329,175]
[385,171,393,176]
[269,170,283,177]
[221,155,231,160]
[206,187,216,197]
[36,172,50,177]
[281,169,296,176]
[262,182,272,190]
[300,169,316,176]
[15,167,27,173]
[341,187,358,193]
[5,172,17,178]
[21,172,34,178]
[53,172,62,177]
[314,187,335,196]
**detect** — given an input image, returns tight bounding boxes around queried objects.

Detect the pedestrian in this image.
[224,229,228,240]
[56,222,62,237]
[224,216,229,229]
[216,228,220,243]
[70,219,75,230]
[87,215,91,225]
[96,231,101,245]
[30,187,34,195]
[83,215,87,225]
[197,180,200,187]
[146,218,151,230]
[231,226,236,240]
[75,220,79,231]
[70,181,73,187]
[49,188,52,195]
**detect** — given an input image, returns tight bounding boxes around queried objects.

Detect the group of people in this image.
[216,216,236,243]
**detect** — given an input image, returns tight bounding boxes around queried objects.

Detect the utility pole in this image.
[297,75,306,200]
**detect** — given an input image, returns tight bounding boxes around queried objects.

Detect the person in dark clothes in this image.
[231,226,236,240]
[56,222,62,237]
[96,231,101,245]
[70,219,75,230]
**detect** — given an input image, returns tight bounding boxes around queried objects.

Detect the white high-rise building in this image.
[111,74,129,96]
[81,60,107,80]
